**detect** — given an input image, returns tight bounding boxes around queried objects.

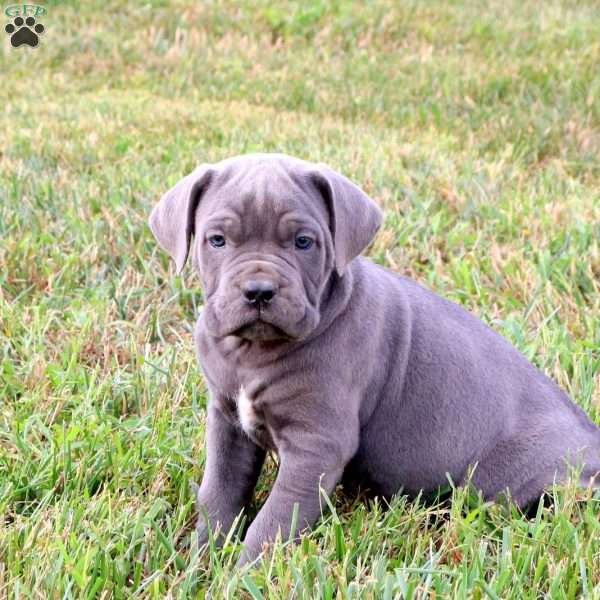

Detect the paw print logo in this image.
[5,16,44,47]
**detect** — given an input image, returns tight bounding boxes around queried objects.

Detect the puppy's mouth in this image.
[232,319,294,342]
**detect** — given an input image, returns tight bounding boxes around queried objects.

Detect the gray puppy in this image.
[150,153,600,565]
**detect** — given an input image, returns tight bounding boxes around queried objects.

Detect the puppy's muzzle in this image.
[242,279,277,309]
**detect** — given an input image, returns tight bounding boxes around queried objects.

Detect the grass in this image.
[1,0,599,597]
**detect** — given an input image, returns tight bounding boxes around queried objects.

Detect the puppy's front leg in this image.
[238,422,357,565]
[196,400,265,546]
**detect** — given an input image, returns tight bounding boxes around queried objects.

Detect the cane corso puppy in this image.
[149,153,600,564]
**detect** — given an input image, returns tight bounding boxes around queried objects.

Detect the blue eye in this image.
[208,235,226,248]
[295,235,314,250]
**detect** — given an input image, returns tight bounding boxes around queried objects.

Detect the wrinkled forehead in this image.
[197,160,329,234]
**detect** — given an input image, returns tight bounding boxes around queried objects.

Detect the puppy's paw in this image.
[235,548,256,569]
[235,539,268,569]
[192,482,247,548]
[195,518,211,548]
[195,507,242,549]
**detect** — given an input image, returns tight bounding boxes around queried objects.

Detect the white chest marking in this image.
[237,386,259,435]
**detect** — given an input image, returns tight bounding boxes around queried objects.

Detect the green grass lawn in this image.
[1,0,599,597]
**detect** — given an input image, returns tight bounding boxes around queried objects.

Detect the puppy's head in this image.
[149,154,382,342]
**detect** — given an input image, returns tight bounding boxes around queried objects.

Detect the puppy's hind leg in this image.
[578,460,600,494]
[512,446,600,510]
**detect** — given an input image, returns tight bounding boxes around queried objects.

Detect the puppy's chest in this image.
[233,385,274,449]
[236,386,261,435]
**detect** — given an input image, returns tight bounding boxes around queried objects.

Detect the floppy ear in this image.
[311,164,383,276]
[149,165,215,274]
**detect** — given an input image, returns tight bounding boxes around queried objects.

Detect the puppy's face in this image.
[193,168,332,341]
[150,154,383,343]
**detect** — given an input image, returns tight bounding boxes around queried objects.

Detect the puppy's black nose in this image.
[243,280,276,306]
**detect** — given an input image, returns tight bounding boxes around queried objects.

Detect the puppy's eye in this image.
[208,235,226,248]
[294,235,314,250]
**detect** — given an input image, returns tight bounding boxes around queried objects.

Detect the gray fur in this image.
[149,153,600,565]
